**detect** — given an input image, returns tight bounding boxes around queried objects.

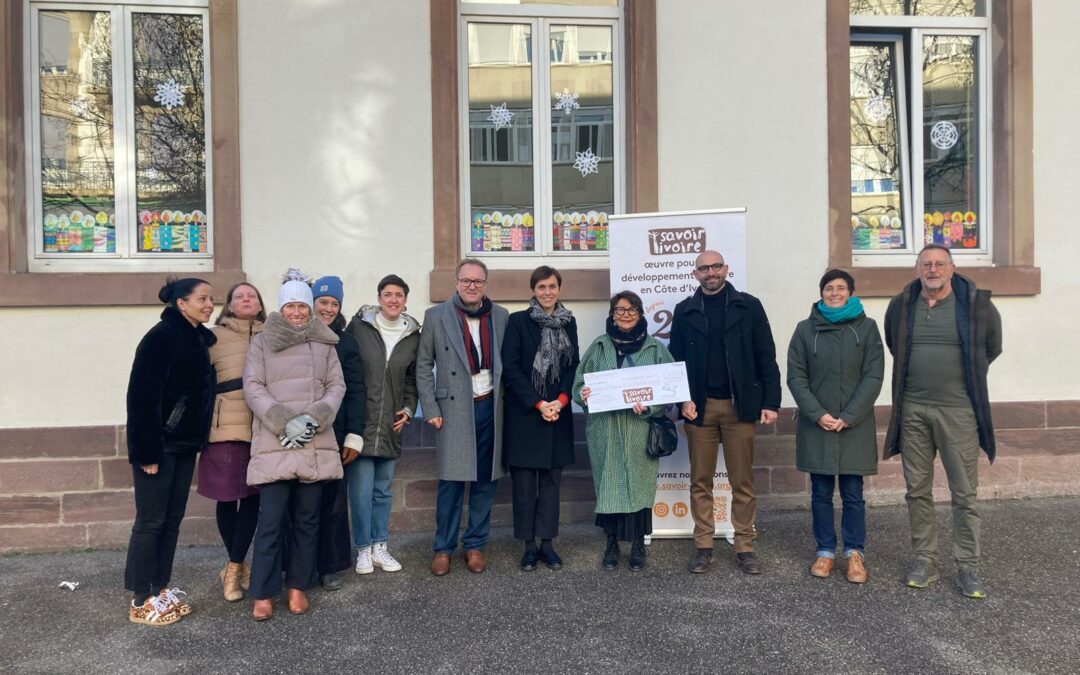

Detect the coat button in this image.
[450,395,455,400]
[451,371,456,376]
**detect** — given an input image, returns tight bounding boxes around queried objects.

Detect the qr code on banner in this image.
[712,496,729,523]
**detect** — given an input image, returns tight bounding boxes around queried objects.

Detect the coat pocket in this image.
[164,395,188,433]
[435,387,448,399]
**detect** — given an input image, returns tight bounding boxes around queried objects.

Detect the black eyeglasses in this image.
[696,262,726,274]
[613,307,640,317]
[457,278,487,288]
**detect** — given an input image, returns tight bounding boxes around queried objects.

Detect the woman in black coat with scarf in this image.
[124,277,217,626]
[501,266,580,571]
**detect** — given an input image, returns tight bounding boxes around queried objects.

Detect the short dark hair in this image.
[455,258,488,280]
[818,269,855,296]
[377,274,410,297]
[609,290,644,316]
[918,243,953,261]
[529,265,562,290]
[158,277,210,308]
[216,282,268,325]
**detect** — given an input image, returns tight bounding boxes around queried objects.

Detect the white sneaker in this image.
[372,542,402,572]
[354,546,374,575]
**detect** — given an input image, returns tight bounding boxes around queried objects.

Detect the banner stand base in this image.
[645,531,735,546]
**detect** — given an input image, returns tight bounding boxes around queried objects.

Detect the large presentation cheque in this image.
[583,362,691,413]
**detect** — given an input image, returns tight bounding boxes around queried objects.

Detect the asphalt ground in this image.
[2,497,1079,675]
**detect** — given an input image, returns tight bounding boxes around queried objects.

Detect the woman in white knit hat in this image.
[242,269,346,620]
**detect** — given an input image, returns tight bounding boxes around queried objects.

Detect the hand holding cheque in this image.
[582,362,691,413]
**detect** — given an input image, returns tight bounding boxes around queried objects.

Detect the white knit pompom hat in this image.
[278,268,314,310]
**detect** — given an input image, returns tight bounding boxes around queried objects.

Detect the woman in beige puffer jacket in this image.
[243,272,345,620]
[198,282,266,603]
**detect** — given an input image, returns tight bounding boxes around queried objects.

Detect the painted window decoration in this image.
[37,10,117,254]
[552,210,608,252]
[470,210,535,253]
[133,13,208,253]
[924,210,978,248]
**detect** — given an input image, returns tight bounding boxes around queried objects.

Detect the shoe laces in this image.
[143,595,173,617]
[161,587,188,607]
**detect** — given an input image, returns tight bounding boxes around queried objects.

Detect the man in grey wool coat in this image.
[417,258,509,576]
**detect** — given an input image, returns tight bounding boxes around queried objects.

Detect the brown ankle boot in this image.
[221,562,244,602]
[239,562,250,591]
[252,599,273,621]
[287,588,309,615]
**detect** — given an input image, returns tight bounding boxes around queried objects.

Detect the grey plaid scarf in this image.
[528,298,574,394]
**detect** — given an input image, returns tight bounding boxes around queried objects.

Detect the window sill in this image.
[0,269,246,307]
[847,265,1040,297]
[429,267,610,302]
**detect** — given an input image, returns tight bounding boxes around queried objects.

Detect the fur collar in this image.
[161,305,216,347]
[263,311,339,352]
[218,316,264,336]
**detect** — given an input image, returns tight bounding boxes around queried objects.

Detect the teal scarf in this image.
[817,297,864,324]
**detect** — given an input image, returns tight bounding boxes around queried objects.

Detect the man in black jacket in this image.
[884,244,1001,599]
[670,250,781,575]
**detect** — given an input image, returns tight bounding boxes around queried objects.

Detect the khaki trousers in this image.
[683,398,757,552]
[900,402,981,567]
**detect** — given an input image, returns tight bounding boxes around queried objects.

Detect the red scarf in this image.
[455,300,493,375]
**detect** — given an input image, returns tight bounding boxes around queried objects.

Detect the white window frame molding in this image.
[23,0,213,273]
[458,2,624,269]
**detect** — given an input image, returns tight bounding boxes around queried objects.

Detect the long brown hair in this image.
[216,282,267,325]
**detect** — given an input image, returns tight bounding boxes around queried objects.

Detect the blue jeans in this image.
[810,473,866,558]
[433,397,497,553]
[345,456,397,549]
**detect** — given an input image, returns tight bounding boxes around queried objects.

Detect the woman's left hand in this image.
[833,418,848,432]
[632,402,647,414]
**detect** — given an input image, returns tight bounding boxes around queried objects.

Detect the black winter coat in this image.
[126,306,217,465]
[669,285,782,424]
[331,326,367,450]
[884,273,1002,460]
[501,310,580,469]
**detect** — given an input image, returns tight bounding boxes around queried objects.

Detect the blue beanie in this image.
[312,275,344,305]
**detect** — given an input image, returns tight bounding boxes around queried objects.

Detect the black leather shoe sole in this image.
[629,561,646,572]
[539,551,563,570]
[320,574,343,591]
[737,554,763,575]
[602,558,617,571]
[520,552,538,572]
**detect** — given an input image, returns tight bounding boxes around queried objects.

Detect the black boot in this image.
[629,537,647,572]
[602,535,619,571]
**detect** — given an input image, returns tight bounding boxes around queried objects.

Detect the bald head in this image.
[695,250,724,268]
[692,250,728,295]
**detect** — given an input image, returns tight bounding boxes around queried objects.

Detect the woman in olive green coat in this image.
[573,291,674,572]
[787,269,883,584]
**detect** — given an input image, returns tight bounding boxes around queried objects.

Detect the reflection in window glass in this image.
[133,13,208,253]
[849,43,906,251]
[38,11,116,254]
[467,23,535,253]
[462,0,617,5]
[849,0,981,17]
[550,25,613,252]
[922,35,979,249]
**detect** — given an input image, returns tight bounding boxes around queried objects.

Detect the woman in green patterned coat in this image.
[573,291,674,572]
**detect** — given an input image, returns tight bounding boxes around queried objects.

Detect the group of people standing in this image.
[122,242,1001,626]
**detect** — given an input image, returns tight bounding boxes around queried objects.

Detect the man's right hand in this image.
[427,416,444,430]
[681,401,698,421]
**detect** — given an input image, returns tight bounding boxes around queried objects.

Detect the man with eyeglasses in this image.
[884,244,1001,598]
[669,250,781,575]
[417,258,509,576]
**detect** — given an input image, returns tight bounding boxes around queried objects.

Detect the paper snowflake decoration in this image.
[68,98,92,118]
[154,79,185,110]
[930,120,959,150]
[554,88,580,115]
[573,147,600,177]
[862,96,891,124]
[487,102,514,131]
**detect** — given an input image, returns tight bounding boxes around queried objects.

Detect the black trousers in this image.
[216,494,260,563]
[509,466,562,541]
[124,452,197,599]
[249,480,323,599]
[318,477,352,575]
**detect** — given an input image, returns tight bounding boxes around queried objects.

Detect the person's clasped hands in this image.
[280,414,319,449]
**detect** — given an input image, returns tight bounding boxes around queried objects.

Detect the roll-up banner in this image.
[608,209,748,539]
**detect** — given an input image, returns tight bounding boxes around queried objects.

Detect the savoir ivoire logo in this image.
[647,227,706,255]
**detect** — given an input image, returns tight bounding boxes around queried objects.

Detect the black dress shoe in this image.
[688,548,713,574]
[737,551,763,575]
[520,549,539,572]
[602,537,619,571]
[538,547,563,570]
[629,539,647,572]
[320,572,343,591]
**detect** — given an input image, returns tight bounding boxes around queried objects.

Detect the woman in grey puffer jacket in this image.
[344,274,420,575]
[243,270,345,620]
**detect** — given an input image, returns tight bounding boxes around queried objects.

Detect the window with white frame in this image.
[460,1,621,260]
[25,1,211,272]
[849,0,989,265]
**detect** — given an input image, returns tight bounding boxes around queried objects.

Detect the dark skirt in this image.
[197,441,259,502]
[595,508,652,542]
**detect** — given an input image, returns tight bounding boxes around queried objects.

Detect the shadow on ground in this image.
[2,498,1079,674]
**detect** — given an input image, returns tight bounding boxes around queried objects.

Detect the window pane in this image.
[39,11,116,254]
[462,0,618,5]
[133,13,208,253]
[849,43,906,251]
[850,0,982,17]
[922,35,980,249]
[467,23,535,253]
[550,25,613,252]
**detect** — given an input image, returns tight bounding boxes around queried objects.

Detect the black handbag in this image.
[645,413,678,458]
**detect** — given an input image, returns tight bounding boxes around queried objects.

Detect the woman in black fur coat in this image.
[124,277,217,626]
